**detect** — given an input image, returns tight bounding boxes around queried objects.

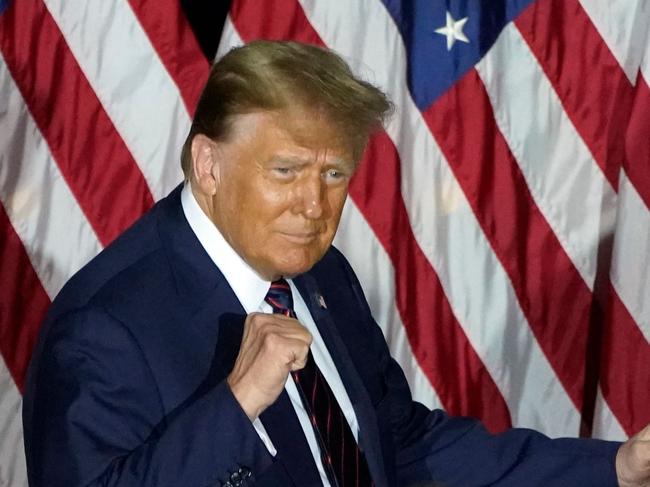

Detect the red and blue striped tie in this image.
[265,279,373,487]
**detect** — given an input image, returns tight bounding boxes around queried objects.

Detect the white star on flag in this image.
[435,11,470,50]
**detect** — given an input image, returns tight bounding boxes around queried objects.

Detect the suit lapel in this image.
[294,274,389,487]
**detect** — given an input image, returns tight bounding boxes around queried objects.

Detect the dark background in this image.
[180,1,231,60]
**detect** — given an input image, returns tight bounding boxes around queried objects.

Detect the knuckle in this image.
[248,313,274,331]
[263,331,282,349]
[246,312,262,326]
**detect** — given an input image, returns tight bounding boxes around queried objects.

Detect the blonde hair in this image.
[180,40,392,177]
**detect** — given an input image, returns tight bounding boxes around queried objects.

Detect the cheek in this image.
[326,188,348,221]
[258,186,289,207]
[247,177,292,213]
[234,176,288,223]
[237,195,289,247]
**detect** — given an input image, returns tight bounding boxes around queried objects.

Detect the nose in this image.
[297,173,325,219]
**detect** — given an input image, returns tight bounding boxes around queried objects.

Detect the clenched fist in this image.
[617,423,650,487]
[227,312,312,420]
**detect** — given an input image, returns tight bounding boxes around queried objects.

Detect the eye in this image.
[272,167,295,178]
[323,168,349,184]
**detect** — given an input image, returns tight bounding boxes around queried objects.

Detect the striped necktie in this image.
[265,279,373,487]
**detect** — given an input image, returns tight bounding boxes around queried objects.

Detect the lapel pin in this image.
[317,294,327,309]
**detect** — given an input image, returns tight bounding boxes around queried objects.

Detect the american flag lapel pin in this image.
[317,294,327,309]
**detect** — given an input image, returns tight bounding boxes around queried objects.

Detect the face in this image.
[192,109,355,281]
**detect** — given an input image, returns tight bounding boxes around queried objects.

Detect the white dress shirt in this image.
[181,183,360,486]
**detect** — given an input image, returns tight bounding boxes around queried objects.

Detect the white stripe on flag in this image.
[610,171,650,342]
[476,23,618,290]
[0,358,27,487]
[641,42,650,83]
[41,0,188,200]
[580,0,650,84]
[298,0,579,435]
[593,387,628,440]
[216,16,243,60]
[0,52,102,300]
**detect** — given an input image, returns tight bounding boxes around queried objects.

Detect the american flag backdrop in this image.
[0,0,649,484]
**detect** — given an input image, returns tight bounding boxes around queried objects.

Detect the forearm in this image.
[395,416,621,486]
[85,382,269,487]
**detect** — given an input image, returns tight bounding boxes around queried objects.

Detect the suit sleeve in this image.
[25,306,272,487]
[331,248,622,487]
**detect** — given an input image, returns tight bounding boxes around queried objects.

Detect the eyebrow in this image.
[268,155,310,167]
[268,155,354,170]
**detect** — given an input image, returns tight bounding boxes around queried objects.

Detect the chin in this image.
[275,251,324,278]
[278,263,316,279]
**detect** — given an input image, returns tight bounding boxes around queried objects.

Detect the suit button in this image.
[230,471,241,485]
[238,466,252,478]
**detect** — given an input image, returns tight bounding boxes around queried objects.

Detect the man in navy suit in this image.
[23,40,650,487]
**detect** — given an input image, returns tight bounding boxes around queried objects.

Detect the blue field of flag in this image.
[380,0,536,111]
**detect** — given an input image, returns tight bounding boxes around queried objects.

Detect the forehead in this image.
[227,109,353,156]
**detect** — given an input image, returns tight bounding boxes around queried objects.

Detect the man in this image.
[23,40,650,487]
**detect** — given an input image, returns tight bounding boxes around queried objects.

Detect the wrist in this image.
[227,375,265,420]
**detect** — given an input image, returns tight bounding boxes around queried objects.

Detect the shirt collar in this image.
[181,182,271,313]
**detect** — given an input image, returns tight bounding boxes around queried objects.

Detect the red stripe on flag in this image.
[624,73,650,210]
[0,1,154,246]
[423,69,594,414]
[0,205,50,392]
[230,0,512,430]
[515,0,633,191]
[354,133,512,431]
[231,0,321,45]
[600,285,650,435]
[127,0,209,116]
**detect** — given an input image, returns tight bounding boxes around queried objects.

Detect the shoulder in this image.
[34,221,174,378]
[32,188,189,376]
[48,187,184,323]
[52,210,157,310]
[40,305,147,370]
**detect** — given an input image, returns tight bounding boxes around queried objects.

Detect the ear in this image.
[190,134,220,196]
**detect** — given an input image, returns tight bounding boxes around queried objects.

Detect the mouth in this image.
[279,231,321,244]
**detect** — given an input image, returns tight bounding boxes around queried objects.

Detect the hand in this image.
[617,423,650,486]
[227,312,312,420]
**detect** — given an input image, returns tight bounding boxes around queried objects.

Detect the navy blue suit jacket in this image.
[23,185,621,486]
